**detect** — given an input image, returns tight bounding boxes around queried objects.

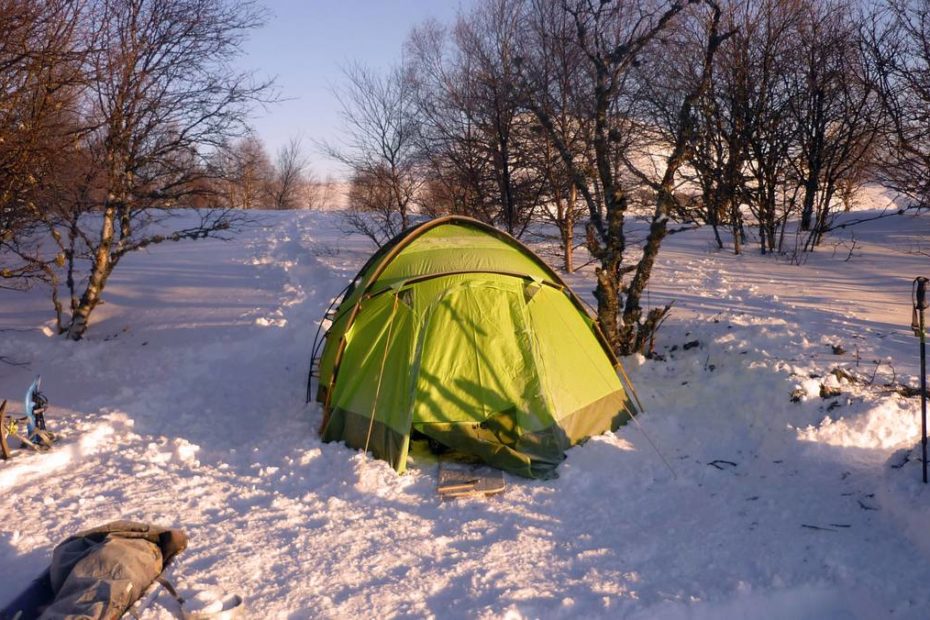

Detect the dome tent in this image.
[311,216,638,479]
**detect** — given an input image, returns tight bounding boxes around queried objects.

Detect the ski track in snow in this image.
[1,204,930,618]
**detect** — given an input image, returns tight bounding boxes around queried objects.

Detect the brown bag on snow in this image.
[2,520,187,620]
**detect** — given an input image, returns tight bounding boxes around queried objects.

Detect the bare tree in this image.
[205,135,320,211]
[451,0,541,236]
[678,0,881,256]
[787,0,881,250]
[864,0,930,209]
[520,0,727,355]
[343,167,408,245]
[209,135,274,209]
[0,0,85,290]
[408,3,544,237]
[407,20,498,223]
[687,2,746,252]
[523,0,591,272]
[271,136,309,210]
[531,129,588,272]
[688,0,785,255]
[53,0,271,339]
[326,62,420,245]
[304,174,338,210]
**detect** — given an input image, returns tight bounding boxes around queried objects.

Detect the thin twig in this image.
[0,356,29,367]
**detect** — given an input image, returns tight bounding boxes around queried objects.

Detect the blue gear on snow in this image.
[24,376,40,437]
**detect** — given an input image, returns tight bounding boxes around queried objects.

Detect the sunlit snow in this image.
[1,193,929,618]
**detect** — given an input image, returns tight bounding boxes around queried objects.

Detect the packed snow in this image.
[2,198,930,619]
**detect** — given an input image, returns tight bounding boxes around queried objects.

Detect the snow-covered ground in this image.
[1,200,929,619]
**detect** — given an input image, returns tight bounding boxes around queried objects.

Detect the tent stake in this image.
[912,277,928,484]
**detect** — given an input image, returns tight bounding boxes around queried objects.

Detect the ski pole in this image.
[912,276,929,484]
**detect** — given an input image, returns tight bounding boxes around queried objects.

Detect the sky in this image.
[242,1,472,180]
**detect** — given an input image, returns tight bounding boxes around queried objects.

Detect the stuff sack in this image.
[1,520,187,619]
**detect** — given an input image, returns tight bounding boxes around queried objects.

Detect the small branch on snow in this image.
[0,356,29,367]
[865,360,890,384]
[707,459,737,470]
[801,524,838,532]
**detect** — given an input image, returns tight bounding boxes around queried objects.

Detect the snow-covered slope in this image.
[1,206,929,619]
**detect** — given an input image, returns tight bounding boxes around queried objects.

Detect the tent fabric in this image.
[315,216,637,479]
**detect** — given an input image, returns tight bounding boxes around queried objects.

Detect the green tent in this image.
[312,216,637,479]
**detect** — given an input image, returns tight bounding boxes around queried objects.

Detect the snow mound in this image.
[797,397,918,453]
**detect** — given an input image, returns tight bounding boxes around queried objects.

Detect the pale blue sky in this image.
[243,1,471,178]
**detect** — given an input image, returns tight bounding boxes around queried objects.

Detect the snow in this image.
[2,200,930,618]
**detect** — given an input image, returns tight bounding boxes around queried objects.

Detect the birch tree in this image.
[520,0,728,355]
[58,0,269,339]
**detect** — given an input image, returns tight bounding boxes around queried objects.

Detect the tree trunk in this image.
[800,172,818,232]
[67,206,117,340]
[706,189,724,250]
[621,166,677,355]
[564,185,575,272]
[593,261,621,351]
[723,146,743,255]
[730,200,742,255]
[587,204,625,355]
[498,137,516,236]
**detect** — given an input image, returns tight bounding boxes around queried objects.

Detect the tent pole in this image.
[922,288,928,485]
[912,277,928,484]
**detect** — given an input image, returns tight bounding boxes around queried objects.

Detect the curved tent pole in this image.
[319,297,368,432]
[306,281,351,403]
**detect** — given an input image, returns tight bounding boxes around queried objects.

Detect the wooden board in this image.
[437,460,505,497]
[0,400,9,460]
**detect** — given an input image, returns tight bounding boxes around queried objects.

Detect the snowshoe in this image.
[1,407,47,458]
[32,428,55,449]
[1,378,56,460]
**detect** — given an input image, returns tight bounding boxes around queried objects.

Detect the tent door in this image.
[408,282,550,469]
